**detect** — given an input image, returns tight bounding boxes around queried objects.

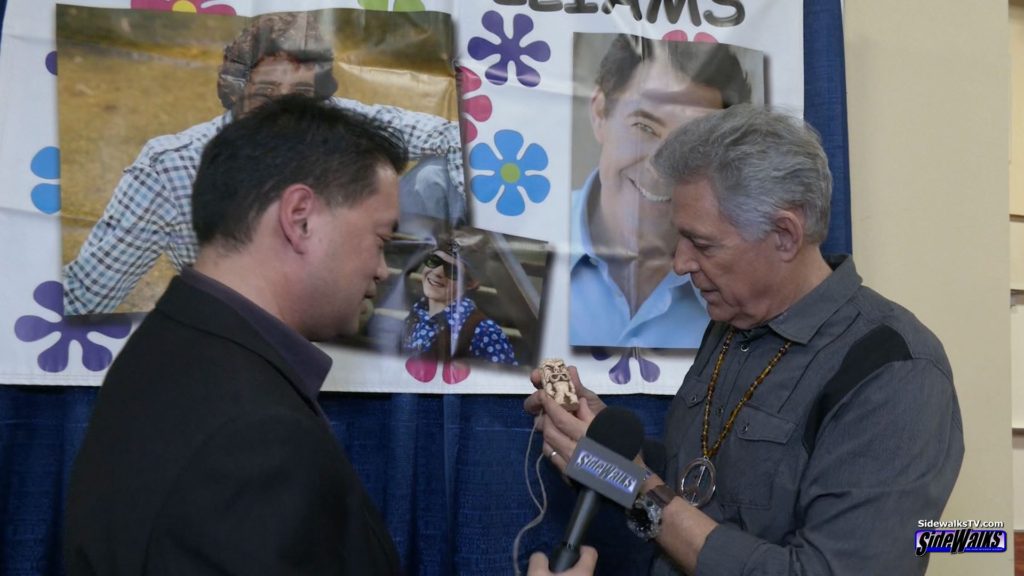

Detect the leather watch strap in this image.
[647,483,675,508]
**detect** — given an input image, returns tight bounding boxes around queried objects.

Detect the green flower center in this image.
[500,162,521,183]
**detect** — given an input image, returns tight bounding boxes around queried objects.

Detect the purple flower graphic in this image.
[14,281,132,372]
[590,347,661,385]
[469,130,549,216]
[467,11,550,87]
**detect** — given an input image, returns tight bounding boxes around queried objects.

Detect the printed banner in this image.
[0,0,803,394]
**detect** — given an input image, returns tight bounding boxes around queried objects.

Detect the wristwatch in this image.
[626,483,675,540]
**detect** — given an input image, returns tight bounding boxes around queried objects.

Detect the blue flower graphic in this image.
[14,281,132,372]
[467,11,551,87]
[470,130,549,216]
[30,146,60,214]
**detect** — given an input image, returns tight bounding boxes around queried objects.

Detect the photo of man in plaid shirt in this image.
[62,11,464,316]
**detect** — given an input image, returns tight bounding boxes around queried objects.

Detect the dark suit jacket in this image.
[65,277,400,575]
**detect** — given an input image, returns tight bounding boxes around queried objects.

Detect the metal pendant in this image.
[679,456,716,508]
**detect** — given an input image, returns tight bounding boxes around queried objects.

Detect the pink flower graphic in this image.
[405,357,471,385]
[662,30,718,43]
[457,67,492,145]
[130,0,236,15]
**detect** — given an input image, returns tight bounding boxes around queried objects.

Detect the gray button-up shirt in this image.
[651,255,964,575]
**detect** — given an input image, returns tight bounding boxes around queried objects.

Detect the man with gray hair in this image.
[529,104,963,574]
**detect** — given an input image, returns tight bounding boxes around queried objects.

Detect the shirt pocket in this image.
[713,405,796,510]
[661,375,709,483]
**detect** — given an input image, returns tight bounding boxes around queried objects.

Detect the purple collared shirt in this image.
[179,267,332,414]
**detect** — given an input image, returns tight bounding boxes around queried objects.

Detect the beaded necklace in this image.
[679,327,792,507]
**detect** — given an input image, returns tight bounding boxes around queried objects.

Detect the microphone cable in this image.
[512,421,549,576]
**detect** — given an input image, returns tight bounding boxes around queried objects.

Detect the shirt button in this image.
[739,342,750,352]
[690,394,699,402]
[716,406,724,416]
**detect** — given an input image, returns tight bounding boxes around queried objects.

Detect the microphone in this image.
[549,407,645,573]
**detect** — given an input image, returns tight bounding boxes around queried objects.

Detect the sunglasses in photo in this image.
[423,254,464,281]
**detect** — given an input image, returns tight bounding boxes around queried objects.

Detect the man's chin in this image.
[308,311,363,343]
[315,323,359,344]
[704,302,732,324]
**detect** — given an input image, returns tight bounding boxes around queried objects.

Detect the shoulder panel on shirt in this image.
[850,285,952,376]
[803,324,911,452]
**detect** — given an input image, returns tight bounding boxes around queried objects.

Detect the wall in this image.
[1011,0,1024,533]
[844,1,1013,574]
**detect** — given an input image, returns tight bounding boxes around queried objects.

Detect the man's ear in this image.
[771,209,805,262]
[278,183,318,254]
[590,88,608,145]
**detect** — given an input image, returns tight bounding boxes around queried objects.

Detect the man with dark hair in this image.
[532,105,963,575]
[63,11,464,315]
[65,95,408,574]
[570,35,753,348]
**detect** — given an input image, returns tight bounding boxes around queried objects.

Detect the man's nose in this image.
[375,253,389,282]
[673,237,699,275]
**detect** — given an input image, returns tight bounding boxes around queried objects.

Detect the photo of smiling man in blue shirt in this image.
[569,34,759,348]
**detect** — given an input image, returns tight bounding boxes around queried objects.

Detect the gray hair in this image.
[651,104,832,244]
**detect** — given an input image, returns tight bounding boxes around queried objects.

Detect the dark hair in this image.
[595,35,752,112]
[192,94,408,248]
[217,12,339,113]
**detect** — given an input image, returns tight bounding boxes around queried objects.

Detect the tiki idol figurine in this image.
[540,358,579,412]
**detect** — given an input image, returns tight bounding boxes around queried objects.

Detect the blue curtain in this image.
[0,1,849,574]
[806,0,852,256]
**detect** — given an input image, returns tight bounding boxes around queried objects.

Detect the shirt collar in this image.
[767,254,862,345]
[179,267,332,403]
[569,171,601,269]
[412,296,476,325]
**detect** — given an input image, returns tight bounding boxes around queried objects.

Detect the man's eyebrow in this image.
[641,86,723,107]
[629,109,666,127]
[674,222,711,242]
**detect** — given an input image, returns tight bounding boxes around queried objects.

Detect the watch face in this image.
[626,494,658,540]
[628,503,647,522]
